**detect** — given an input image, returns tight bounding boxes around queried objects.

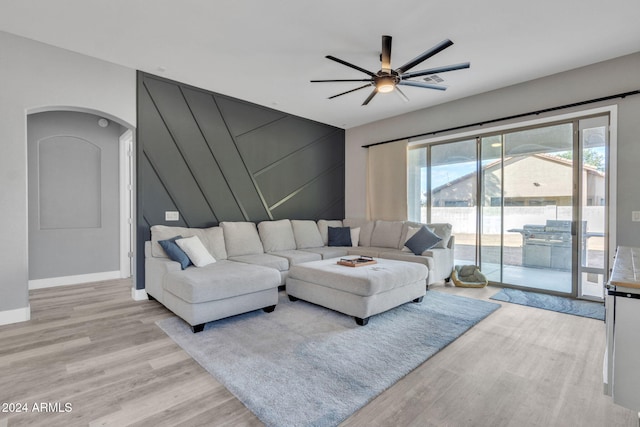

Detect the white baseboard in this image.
[28,271,122,290]
[0,305,31,326]
[131,287,148,301]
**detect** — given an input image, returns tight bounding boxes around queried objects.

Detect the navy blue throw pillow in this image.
[404,226,442,255]
[159,235,192,270]
[328,226,352,247]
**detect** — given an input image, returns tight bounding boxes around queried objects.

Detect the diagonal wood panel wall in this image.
[136,72,345,288]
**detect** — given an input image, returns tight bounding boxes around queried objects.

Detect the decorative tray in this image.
[337,256,377,267]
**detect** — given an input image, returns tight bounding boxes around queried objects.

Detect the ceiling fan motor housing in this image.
[375,72,399,93]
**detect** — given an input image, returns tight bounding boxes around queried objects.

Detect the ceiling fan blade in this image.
[400,62,471,79]
[310,79,373,83]
[325,55,376,77]
[381,35,392,71]
[362,89,378,106]
[395,86,409,102]
[398,80,447,91]
[396,39,454,74]
[328,84,372,99]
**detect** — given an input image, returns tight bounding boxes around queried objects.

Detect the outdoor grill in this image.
[509,220,580,271]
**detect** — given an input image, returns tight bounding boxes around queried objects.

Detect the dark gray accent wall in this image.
[136,72,345,288]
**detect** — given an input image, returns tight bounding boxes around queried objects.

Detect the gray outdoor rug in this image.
[157,291,500,427]
[490,288,604,320]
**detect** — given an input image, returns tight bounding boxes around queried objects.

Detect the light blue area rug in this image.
[490,288,604,320]
[157,291,500,427]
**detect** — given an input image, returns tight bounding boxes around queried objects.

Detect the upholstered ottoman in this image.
[286,257,428,325]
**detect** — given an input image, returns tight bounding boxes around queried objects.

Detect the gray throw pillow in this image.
[158,235,191,269]
[328,226,352,247]
[404,226,442,255]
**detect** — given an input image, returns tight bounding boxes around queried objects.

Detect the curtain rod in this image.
[361,89,640,148]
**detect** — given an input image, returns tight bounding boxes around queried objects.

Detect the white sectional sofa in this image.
[145,218,454,332]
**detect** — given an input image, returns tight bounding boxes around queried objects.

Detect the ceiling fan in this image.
[311,35,470,106]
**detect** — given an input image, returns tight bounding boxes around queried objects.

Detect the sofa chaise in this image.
[145,224,281,332]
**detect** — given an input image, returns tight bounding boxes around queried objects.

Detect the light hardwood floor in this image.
[0,279,636,427]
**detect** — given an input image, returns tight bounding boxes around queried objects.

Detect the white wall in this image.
[0,31,136,324]
[346,52,640,246]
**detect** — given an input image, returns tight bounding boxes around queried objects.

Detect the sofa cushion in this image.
[300,246,350,259]
[270,249,322,265]
[318,219,343,245]
[152,225,188,257]
[370,220,404,248]
[151,225,227,260]
[258,219,297,252]
[158,236,191,270]
[328,226,352,246]
[291,220,324,249]
[176,235,216,267]
[346,246,398,258]
[343,218,375,247]
[197,226,227,260]
[428,223,453,249]
[163,260,280,304]
[404,226,442,255]
[221,221,264,257]
[228,253,289,272]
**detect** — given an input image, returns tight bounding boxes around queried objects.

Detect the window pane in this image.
[408,147,427,222]
[579,116,608,299]
[430,139,477,265]
[480,135,503,282]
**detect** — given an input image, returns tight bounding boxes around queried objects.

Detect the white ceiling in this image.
[2,0,640,129]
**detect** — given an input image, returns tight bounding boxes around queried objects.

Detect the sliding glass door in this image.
[410,114,609,299]
[483,123,575,293]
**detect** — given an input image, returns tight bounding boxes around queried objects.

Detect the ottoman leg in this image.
[355,317,369,326]
[412,296,424,303]
[288,295,299,302]
[191,323,205,333]
[263,305,276,313]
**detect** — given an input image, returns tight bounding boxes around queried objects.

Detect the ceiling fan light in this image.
[376,76,395,93]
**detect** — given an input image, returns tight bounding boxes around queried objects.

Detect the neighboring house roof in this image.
[431,153,604,194]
